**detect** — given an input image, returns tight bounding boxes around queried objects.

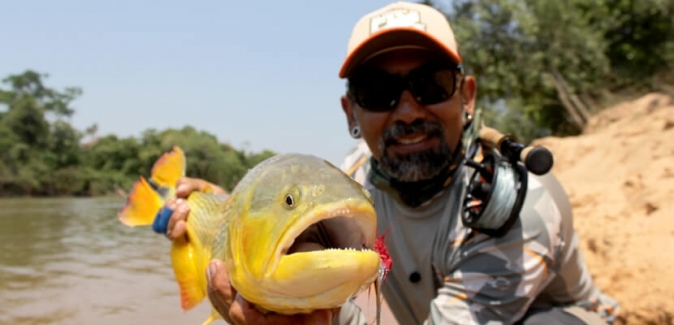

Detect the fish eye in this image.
[284,193,295,207]
[283,187,301,209]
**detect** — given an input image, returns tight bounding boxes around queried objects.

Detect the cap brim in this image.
[339,27,462,78]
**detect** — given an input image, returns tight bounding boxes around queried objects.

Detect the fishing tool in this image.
[461,109,554,237]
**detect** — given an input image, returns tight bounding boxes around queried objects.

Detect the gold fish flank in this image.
[118,147,382,325]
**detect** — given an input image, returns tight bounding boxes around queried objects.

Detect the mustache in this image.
[381,119,444,145]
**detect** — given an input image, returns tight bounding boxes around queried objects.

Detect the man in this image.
[157,2,620,324]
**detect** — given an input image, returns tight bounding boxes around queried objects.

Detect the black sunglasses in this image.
[347,64,464,112]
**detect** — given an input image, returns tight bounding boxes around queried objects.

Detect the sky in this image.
[0,0,450,166]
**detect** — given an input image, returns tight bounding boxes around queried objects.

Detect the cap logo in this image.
[369,8,426,34]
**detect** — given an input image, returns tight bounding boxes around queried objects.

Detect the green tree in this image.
[0,71,83,195]
[424,0,673,143]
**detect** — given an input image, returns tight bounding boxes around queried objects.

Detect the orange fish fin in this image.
[170,237,208,311]
[118,176,164,227]
[151,146,186,188]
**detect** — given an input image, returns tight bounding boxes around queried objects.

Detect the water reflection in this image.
[0,197,213,325]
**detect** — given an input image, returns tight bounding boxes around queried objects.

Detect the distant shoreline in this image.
[0,191,127,199]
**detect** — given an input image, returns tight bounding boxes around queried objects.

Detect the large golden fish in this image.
[117,147,384,324]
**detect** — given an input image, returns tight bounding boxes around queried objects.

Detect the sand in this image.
[534,93,674,325]
[355,93,674,324]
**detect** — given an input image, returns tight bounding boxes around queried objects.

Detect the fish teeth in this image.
[320,247,375,251]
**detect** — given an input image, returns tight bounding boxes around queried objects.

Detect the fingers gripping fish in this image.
[117,147,391,325]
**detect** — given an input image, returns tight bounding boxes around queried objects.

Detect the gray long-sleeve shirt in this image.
[334,141,619,325]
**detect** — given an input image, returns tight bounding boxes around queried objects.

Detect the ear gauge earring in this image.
[463,105,472,120]
[350,125,361,139]
[463,111,473,127]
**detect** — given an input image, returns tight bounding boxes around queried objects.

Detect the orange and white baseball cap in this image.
[339,1,462,78]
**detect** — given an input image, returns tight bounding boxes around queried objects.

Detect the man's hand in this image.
[154,177,227,240]
[207,258,338,325]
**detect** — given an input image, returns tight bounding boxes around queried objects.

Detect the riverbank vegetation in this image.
[0,71,275,197]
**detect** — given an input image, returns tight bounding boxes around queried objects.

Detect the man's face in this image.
[342,48,475,182]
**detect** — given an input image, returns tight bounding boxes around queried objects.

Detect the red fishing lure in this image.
[374,227,393,281]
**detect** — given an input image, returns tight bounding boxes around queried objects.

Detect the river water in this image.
[0,197,396,325]
[0,197,213,325]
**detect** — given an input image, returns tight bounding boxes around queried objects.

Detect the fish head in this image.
[226,153,381,313]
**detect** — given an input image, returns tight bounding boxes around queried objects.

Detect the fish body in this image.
[118,147,383,324]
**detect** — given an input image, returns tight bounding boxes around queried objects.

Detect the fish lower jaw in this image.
[237,265,380,315]
[233,249,381,314]
[248,283,371,316]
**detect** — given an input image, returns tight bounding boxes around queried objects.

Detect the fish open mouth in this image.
[261,201,380,303]
[273,201,378,266]
[285,216,370,255]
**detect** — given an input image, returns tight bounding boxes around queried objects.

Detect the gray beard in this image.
[377,119,453,182]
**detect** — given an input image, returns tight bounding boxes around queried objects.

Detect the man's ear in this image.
[341,94,357,130]
[461,76,477,117]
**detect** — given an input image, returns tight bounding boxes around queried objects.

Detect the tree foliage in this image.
[425,0,673,143]
[0,71,276,197]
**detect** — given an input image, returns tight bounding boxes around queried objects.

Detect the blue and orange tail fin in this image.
[116,146,211,313]
[118,146,186,227]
